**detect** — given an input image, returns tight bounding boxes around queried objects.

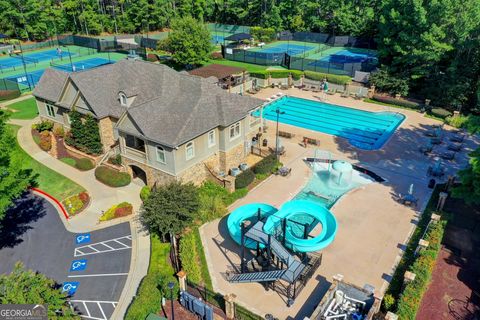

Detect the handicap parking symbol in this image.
[70,259,88,272]
[62,282,79,296]
[76,233,90,244]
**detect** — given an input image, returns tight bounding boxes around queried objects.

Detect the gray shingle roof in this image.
[32,68,68,102]
[33,59,263,147]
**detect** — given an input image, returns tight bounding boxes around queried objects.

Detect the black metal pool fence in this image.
[58,35,146,59]
[222,31,377,77]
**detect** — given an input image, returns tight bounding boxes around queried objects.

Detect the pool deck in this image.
[199,88,479,319]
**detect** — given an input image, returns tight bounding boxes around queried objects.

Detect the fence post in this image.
[436,192,448,211]
[177,270,187,292]
[224,294,236,319]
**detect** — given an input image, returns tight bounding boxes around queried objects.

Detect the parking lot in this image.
[0,193,132,320]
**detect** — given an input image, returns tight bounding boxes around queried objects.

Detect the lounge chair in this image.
[431,137,442,145]
[441,151,456,160]
[419,144,433,154]
[326,89,336,95]
[312,86,321,93]
[398,193,418,207]
[447,143,462,152]
[341,90,350,98]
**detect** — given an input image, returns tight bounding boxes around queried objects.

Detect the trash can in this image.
[428,178,436,189]
[262,138,268,147]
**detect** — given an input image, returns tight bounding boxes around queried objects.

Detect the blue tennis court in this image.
[255,43,315,56]
[6,57,113,89]
[0,49,77,70]
[212,35,225,44]
[308,49,377,68]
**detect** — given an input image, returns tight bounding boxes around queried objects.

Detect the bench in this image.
[279,130,295,139]
[303,136,320,146]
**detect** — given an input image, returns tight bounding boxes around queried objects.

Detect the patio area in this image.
[199,89,479,319]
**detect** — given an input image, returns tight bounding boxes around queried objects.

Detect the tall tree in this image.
[164,16,212,66]
[0,262,79,318]
[453,147,480,205]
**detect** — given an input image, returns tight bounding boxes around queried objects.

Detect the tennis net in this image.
[11,55,39,64]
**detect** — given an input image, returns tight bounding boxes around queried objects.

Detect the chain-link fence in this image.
[58,35,146,59]
[0,78,21,100]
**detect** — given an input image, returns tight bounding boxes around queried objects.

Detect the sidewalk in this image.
[9,116,150,319]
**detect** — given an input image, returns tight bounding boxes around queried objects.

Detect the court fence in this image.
[0,78,21,101]
[58,35,146,59]
[222,30,377,77]
[207,23,250,34]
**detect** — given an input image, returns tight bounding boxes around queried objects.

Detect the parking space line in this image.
[70,300,118,320]
[67,273,128,278]
[74,235,132,257]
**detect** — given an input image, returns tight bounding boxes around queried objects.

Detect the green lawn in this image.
[5,97,38,119]
[204,59,270,73]
[9,125,85,201]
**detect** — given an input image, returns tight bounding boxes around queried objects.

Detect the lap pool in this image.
[260,96,405,150]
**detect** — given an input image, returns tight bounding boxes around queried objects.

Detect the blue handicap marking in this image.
[76,233,91,244]
[70,259,88,272]
[62,282,79,296]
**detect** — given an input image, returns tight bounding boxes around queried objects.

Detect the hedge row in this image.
[235,169,255,189]
[304,70,351,85]
[125,236,178,320]
[371,94,422,110]
[76,158,95,171]
[249,69,302,80]
[429,108,452,119]
[396,215,448,320]
[94,166,131,187]
[253,154,280,174]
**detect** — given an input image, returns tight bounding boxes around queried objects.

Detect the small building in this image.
[189,64,253,94]
[33,59,264,188]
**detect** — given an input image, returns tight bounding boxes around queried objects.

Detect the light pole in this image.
[17,43,31,91]
[167,281,175,320]
[62,45,73,72]
[274,107,285,161]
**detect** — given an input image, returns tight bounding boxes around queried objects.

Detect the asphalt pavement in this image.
[0,192,132,320]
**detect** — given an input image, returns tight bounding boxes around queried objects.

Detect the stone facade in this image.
[219,143,246,173]
[98,117,116,152]
[179,153,222,186]
[122,156,175,188]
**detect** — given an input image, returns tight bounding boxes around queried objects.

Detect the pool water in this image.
[261,96,404,150]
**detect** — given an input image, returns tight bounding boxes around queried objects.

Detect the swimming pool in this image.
[261,96,405,150]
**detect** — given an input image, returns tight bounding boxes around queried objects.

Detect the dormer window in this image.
[119,92,127,106]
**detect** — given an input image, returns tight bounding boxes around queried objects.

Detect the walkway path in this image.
[7,109,149,319]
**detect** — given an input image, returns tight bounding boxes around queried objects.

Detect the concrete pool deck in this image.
[199,88,479,319]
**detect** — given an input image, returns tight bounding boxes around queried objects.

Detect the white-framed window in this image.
[208,130,216,147]
[229,122,241,140]
[156,146,166,164]
[185,141,195,160]
[119,92,127,106]
[46,104,55,118]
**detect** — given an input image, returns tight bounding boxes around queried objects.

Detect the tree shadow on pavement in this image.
[0,192,46,249]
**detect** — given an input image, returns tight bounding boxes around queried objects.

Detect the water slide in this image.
[227,200,337,253]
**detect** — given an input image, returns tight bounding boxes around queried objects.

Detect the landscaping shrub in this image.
[108,154,122,166]
[100,202,133,221]
[445,114,469,128]
[179,230,202,284]
[382,293,395,311]
[235,169,255,189]
[67,110,103,155]
[429,108,451,119]
[198,191,227,223]
[269,70,291,79]
[53,126,64,137]
[63,192,89,216]
[146,53,159,62]
[95,166,131,187]
[198,181,247,206]
[38,131,51,151]
[249,70,269,79]
[125,235,177,320]
[445,114,480,134]
[210,51,223,59]
[371,94,422,110]
[140,185,151,202]
[253,154,279,174]
[304,70,351,85]
[396,214,447,320]
[33,120,54,132]
[369,68,409,96]
[75,158,95,171]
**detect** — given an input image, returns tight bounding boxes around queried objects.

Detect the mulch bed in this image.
[55,135,80,161]
[160,300,199,320]
[416,247,480,320]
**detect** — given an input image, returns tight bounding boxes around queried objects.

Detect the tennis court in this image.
[0,48,78,70]
[7,57,114,89]
[250,42,316,56]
